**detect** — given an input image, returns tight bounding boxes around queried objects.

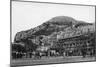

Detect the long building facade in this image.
[51,32,96,57]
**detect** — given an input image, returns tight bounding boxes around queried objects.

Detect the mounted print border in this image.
[10,0,96,67]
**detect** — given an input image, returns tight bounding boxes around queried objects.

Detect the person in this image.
[63,52,66,58]
[81,43,87,58]
[35,51,41,59]
[29,52,32,58]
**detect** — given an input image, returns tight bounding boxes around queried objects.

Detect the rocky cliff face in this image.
[14,16,95,47]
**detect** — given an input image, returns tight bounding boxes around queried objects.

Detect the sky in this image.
[12,1,95,42]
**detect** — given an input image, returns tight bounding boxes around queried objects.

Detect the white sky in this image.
[12,1,95,42]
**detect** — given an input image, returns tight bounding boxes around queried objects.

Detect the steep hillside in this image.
[14,16,95,45]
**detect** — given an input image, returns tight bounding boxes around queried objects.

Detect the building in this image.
[51,32,96,57]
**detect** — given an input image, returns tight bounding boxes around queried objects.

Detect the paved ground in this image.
[11,56,96,66]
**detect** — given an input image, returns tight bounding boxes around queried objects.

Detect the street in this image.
[11,56,96,66]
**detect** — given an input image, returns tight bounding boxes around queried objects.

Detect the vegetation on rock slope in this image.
[12,16,95,52]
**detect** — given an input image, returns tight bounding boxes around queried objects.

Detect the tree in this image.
[20,38,38,52]
[12,43,26,52]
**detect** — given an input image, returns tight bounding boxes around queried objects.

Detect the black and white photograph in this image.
[11,0,96,66]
